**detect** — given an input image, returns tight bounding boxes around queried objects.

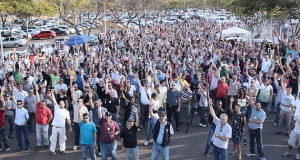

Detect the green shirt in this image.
[50,74,60,87]
[14,73,22,85]
[220,69,227,78]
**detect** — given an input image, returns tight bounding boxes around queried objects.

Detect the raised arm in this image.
[97,99,103,120]
[208,98,217,119]
[229,96,234,114]
[35,84,40,103]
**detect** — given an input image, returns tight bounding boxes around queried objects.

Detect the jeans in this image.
[146,118,154,141]
[81,144,96,160]
[4,115,14,135]
[16,125,30,148]
[213,145,228,160]
[198,107,208,125]
[140,104,149,126]
[50,126,67,152]
[274,102,281,124]
[73,122,80,146]
[0,126,10,149]
[166,105,180,128]
[100,140,118,160]
[205,125,216,153]
[96,126,101,153]
[249,128,265,158]
[125,146,139,160]
[151,142,169,160]
[269,93,277,112]
[36,123,49,146]
[27,112,35,132]
[241,107,248,117]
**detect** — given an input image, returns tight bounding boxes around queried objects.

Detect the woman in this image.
[226,75,241,114]
[56,89,69,109]
[229,97,247,160]
[237,88,248,116]
[258,78,273,113]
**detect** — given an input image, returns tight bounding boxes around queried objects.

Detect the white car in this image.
[26,29,40,35]
[1,37,26,47]
[58,26,76,34]
[11,30,32,39]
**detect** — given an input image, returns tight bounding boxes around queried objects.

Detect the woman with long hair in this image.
[229,97,247,160]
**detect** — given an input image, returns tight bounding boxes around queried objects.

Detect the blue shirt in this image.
[166,89,180,105]
[79,121,97,145]
[248,106,266,129]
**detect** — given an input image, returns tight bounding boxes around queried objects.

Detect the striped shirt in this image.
[180,88,192,102]
[248,105,266,129]
[166,89,180,105]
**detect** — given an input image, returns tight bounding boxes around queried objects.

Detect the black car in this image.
[50,28,68,36]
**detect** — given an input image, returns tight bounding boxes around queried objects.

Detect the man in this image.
[71,86,89,150]
[120,109,140,160]
[22,77,34,93]
[92,99,107,156]
[276,86,295,135]
[35,86,53,150]
[166,82,181,131]
[79,113,97,160]
[49,90,72,155]
[215,77,229,111]
[149,103,174,160]
[246,94,267,160]
[0,88,10,151]
[54,78,68,94]
[15,99,30,151]
[3,93,15,138]
[98,110,120,160]
[198,83,209,127]
[138,80,152,129]
[14,84,28,102]
[282,114,300,160]
[180,83,192,129]
[105,90,120,125]
[24,89,37,133]
[209,99,232,160]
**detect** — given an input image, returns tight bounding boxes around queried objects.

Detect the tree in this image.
[0,0,14,27]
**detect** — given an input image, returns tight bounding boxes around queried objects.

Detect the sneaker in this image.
[0,148,2,151]
[137,128,140,132]
[273,123,278,127]
[282,151,292,157]
[73,145,78,150]
[260,157,267,160]
[9,135,14,138]
[44,145,49,149]
[243,138,247,145]
[285,132,290,136]
[204,152,210,156]
[5,148,10,152]
[144,140,151,146]
[202,124,207,128]
[296,153,300,160]
[15,147,22,151]
[51,151,56,155]
[26,147,31,151]
[198,123,203,127]
[98,152,102,157]
[61,151,66,155]
[35,146,40,151]
[246,152,255,157]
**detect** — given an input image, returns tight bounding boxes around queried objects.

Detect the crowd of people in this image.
[0,17,299,160]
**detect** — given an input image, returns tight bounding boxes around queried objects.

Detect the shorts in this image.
[288,130,300,147]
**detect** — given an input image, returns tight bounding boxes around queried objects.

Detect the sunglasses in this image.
[17,104,22,105]
[127,121,133,123]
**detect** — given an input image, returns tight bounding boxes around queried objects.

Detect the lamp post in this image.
[0,31,3,60]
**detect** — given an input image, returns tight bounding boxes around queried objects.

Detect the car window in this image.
[46,31,51,34]
[3,38,9,41]
[40,31,45,34]
[10,38,16,41]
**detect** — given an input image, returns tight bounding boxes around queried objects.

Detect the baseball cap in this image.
[105,112,112,117]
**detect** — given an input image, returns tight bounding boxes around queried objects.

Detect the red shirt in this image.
[0,110,4,127]
[216,80,229,98]
[99,118,120,143]
[35,102,52,125]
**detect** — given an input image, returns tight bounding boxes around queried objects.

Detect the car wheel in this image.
[62,32,66,36]
[14,43,20,47]
[48,36,53,39]
[33,37,38,40]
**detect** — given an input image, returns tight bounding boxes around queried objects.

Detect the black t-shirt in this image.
[105,97,119,113]
[289,76,298,95]
[120,125,138,148]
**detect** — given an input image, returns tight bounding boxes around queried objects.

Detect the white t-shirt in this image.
[73,104,88,123]
[280,93,295,112]
[293,115,300,133]
[149,100,159,118]
[261,58,272,73]
[139,87,152,105]
[293,99,300,116]
[211,118,232,149]
[52,104,70,127]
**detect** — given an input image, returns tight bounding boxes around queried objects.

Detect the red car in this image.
[32,30,56,39]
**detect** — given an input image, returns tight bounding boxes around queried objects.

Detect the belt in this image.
[153,110,158,113]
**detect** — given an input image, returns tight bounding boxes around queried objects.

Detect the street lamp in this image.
[0,31,3,60]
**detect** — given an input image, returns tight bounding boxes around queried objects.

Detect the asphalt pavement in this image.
[0,113,295,160]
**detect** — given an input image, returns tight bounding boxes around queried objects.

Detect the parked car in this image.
[88,34,98,46]
[1,37,26,47]
[32,30,56,39]
[58,26,76,34]
[50,28,68,36]
[26,29,40,35]
[11,30,32,39]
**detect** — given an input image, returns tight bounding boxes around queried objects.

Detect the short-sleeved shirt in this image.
[73,104,88,123]
[120,125,138,148]
[248,106,266,129]
[211,118,232,149]
[51,104,70,127]
[35,102,52,125]
[152,118,174,144]
[166,89,180,105]
[280,93,295,112]
[24,95,37,113]
[99,118,120,143]
[15,107,29,125]
[79,121,97,145]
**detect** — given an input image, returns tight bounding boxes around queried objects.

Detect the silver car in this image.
[2,37,26,47]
